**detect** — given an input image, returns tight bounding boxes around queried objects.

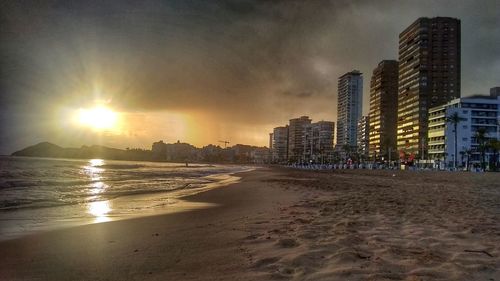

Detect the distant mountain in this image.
[11,142,152,161]
[11,142,65,157]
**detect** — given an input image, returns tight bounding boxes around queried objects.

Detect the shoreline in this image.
[0,168,253,241]
[0,168,301,281]
[4,155,265,167]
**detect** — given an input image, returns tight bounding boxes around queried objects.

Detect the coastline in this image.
[0,167,252,241]
[1,167,499,280]
[0,168,301,281]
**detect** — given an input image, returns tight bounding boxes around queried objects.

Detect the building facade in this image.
[288,116,311,163]
[428,96,499,168]
[337,70,363,147]
[368,60,399,160]
[152,140,167,161]
[357,116,370,158]
[303,121,335,163]
[490,87,500,98]
[271,126,289,163]
[397,17,461,161]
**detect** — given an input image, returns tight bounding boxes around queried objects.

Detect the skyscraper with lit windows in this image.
[397,17,460,160]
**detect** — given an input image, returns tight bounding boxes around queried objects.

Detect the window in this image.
[463,125,468,129]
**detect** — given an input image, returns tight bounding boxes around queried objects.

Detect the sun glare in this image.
[78,106,117,130]
[88,200,111,223]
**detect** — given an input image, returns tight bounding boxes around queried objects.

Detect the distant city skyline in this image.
[1,1,500,155]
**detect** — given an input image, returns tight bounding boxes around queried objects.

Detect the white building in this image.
[336,70,363,147]
[428,95,500,168]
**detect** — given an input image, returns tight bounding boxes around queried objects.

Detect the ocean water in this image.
[0,156,251,240]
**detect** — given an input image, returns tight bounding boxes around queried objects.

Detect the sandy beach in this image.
[1,167,499,280]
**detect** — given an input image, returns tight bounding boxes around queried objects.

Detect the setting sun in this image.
[78,106,118,130]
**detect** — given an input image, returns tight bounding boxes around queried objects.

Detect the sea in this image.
[0,156,252,240]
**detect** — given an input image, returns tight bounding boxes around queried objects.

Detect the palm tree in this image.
[488,139,500,171]
[465,149,473,171]
[342,144,351,162]
[475,128,488,170]
[446,112,467,169]
[459,150,465,168]
[332,151,340,164]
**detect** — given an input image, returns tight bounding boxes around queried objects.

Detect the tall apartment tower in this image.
[271,126,289,163]
[369,60,399,160]
[397,17,461,159]
[288,116,311,163]
[304,121,335,163]
[356,116,370,158]
[336,70,363,147]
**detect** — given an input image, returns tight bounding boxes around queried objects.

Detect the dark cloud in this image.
[1,0,499,153]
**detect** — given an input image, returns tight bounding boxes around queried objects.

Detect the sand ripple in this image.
[244,169,500,280]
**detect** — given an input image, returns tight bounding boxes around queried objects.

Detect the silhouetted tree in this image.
[446,112,466,169]
[488,139,500,171]
[475,128,488,170]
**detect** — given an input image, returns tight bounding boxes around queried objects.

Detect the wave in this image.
[0,172,216,189]
[0,179,96,189]
[0,157,247,213]
[0,179,214,211]
[0,198,73,211]
[99,164,145,169]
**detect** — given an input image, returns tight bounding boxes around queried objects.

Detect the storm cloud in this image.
[1,0,499,153]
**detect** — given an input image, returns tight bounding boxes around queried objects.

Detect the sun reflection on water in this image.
[90,181,108,194]
[89,159,104,166]
[83,159,112,223]
[88,200,111,223]
[84,159,105,181]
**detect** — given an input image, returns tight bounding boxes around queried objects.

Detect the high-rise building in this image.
[397,17,461,160]
[271,126,289,163]
[303,121,335,163]
[288,116,311,162]
[357,116,370,158]
[428,95,499,168]
[337,70,363,147]
[490,87,500,97]
[369,60,399,160]
[269,132,274,162]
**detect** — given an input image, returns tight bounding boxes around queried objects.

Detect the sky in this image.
[1,0,499,154]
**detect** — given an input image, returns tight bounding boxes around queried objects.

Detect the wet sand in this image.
[1,167,499,280]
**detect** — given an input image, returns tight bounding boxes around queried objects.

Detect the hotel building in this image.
[397,17,461,160]
[356,116,370,158]
[337,70,363,147]
[428,96,499,167]
[368,60,399,160]
[288,116,311,162]
[303,121,335,163]
[270,126,289,163]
